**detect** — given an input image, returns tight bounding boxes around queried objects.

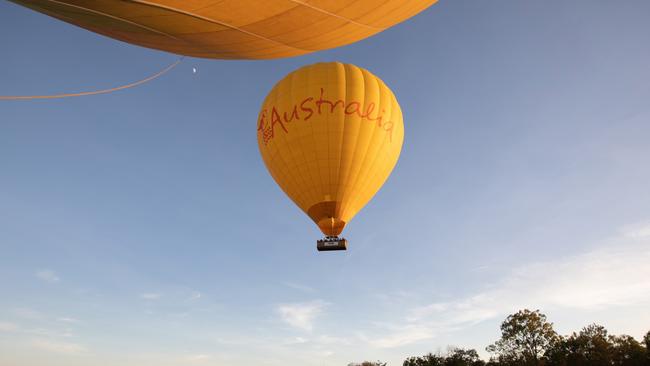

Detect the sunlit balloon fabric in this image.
[257,63,404,236]
[10,0,437,59]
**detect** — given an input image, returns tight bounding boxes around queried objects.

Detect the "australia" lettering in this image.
[258,88,394,145]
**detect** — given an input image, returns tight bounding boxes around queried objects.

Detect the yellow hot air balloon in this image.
[10,0,437,59]
[257,62,403,251]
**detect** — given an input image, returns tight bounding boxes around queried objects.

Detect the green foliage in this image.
[544,324,648,366]
[348,361,387,366]
[403,352,445,366]
[403,348,485,366]
[644,331,650,355]
[610,334,646,366]
[486,309,559,365]
[446,348,485,366]
[564,324,613,366]
[399,310,649,366]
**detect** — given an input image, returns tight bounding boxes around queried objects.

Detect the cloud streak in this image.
[57,317,79,323]
[620,221,650,239]
[366,225,650,348]
[140,293,161,300]
[31,339,87,355]
[185,354,212,362]
[0,322,19,332]
[35,270,60,283]
[277,300,328,332]
[284,282,316,293]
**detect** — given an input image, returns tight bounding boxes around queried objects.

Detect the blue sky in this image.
[2,1,650,365]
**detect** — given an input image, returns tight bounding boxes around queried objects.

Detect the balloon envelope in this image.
[257,62,404,236]
[11,0,437,59]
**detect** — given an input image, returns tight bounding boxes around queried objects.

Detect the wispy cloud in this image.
[364,325,436,348]
[14,308,43,320]
[0,319,75,339]
[56,317,79,323]
[365,224,650,348]
[189,291,202,300]
[31,339,87,355]
[278,334,352,347]
[284,282,316,293]
[35,270,60,283]
[277,300,328,331]
[620,220,650,239]
[0,322,19,332]
[185,354,212,362]
[282,336,309,345]
[140,293,161,300]
[315,334,353,346]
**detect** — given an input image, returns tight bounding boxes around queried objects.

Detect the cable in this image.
[0,57,184,100]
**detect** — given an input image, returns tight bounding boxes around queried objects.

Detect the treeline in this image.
[352,309,650,366]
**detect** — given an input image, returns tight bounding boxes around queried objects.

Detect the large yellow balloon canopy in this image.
[257,62,404,239]
[11,0,437,59]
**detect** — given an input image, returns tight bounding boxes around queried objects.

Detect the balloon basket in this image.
[317,236,347,251]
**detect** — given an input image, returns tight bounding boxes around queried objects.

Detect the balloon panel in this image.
[10,0,437,59]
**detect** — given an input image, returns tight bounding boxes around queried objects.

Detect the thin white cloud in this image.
[31,339,87,355]
[407,303,449,321]
[57,317,79,323]
[365,325,436,348]
[365,225,650,348]
[0,322,19,332]
[277,300,328,331]
[315,334,353,346]
[27,328,55,336]
[23,327,74,339]
[35,270,60,283]
[189,291,202,300]
[185,354,212,362]
[620,220,650,238]
[282,336,309,345]
[140,293,161,300]
[314,349,334,357]
[284,282,316,293]
[14,308,43,320]
[0,321,76,342]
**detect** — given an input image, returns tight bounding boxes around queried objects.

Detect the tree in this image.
[546,325,649,366]
[445,348,485,366]
[403,353,445,366]
[348,361,387,366]
[544,335,569,366]
[486,309,558,366]
[610,334,646,366]
[563,324,613,366]
[403,348,484,366]
[645,330,650,363]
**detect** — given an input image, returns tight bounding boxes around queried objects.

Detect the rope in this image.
[0,57,184,100]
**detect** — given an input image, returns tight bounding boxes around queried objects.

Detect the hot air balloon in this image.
[257,62,403,251]
[10,0,437,59]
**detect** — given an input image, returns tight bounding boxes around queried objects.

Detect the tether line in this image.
[0,57,184,100]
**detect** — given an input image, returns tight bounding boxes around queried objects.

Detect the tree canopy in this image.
[486,309,559,365]
[403,348,485,366]
[399,309,648,366]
